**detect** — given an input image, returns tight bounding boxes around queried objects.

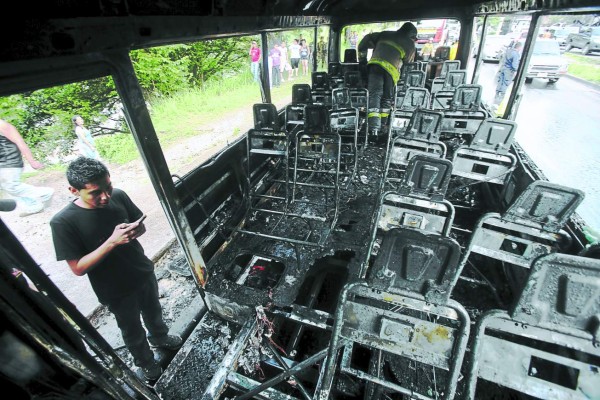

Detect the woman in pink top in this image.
[249,41,261,83]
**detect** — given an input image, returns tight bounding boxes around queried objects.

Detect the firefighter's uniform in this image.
[358,24,417,136]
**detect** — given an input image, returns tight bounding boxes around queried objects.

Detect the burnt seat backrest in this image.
[405,69,426,88]
[317,229,470,400]
[247,105,289,208]
[292,84,312,105]
[343,71,368,111]
[253,103,280,131]
[328,62,341,77]
[512,253,600,336]
[449,84,483,112]
[303,104,331,135]
[398,154,453,201]
[343,48,357,63]
[404,108,444,142]
[368,227,462,305]
[312,71,330,91]
[439,60,461,78]
[466,253,600,399]
[391,87,431,134]
[293,104,341,220]
[464,180,585,269]
[331,87,353,110]
[285,84,312,133]
[469,118,516,154]
[387,109,446,174]
[439,84,486,137]
[434,45,451,61]
[451,118,517,184]
[343,71,363,89]
[395,71,427,108]
[311,72,333,106]
[397,62,419,89]
[432,70,468,110]
[442,70,467,91]
[503,180,585,232]
[328,62,344,88]
[399,87,430,111]
[379,156,455,236]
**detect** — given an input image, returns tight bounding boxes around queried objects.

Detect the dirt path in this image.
[2,104,254,317]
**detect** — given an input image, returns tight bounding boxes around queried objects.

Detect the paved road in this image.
[473,61,600,230]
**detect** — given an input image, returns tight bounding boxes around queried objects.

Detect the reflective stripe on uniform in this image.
[368,111,381,118]
[380,112,389,118]
[378,40,406,59]
[368,58,400,84]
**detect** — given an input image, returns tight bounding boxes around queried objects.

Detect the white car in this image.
[474,35,513,62]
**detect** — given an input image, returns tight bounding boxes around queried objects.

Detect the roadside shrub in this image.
[95,133,138,164]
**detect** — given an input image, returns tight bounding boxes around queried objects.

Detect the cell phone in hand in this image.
[135,214,147,225]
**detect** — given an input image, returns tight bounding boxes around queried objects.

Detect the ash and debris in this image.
[155,313,235,398]
[238,305,281,378]
[154,137,570,400]
[204,145,386,316]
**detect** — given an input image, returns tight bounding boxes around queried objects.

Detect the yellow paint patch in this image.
[421,325,450,343]
[383,294,395,302]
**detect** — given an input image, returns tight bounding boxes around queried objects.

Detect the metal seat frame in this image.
[431,70,468,109]
[390,87,431,136]
[316,227,470,400]
[330,87,359,185]
[451,117,517,185]
[376,155,455,237]
[384,109,446,184]
[440,84,488,140]
[466,253,600,399]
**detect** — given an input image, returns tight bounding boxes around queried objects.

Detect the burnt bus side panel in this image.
[174,134,277,265]
[174,137,248,263]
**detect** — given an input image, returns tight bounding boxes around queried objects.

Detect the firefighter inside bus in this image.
[358,22,417,141]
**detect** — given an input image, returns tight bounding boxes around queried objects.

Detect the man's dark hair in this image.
[398,22,418,39]
[67,157,110,189]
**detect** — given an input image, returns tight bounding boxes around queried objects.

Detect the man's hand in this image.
[30,160,44,170]
[128,219,146,240]
[109,221,145,245]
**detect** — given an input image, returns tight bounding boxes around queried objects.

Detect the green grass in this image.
[94,73,263,165]
[22,163,66,179]
[33,70,315,171]
[95,70,314,165]
[564,53,600,84]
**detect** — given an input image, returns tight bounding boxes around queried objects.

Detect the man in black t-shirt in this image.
[50,157,182,381]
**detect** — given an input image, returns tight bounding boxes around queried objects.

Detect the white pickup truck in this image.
[565,26,600,55]
[505,38,568,83]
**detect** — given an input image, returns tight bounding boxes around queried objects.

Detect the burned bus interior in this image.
[2,0,600,399]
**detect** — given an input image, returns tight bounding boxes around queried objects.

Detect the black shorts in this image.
[291,58,300,68]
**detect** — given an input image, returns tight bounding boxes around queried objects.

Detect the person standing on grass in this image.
[249,40,261,83]
[72,115,101,160]
[289,39,301,78]
[317,36,328,70]
[300,41,310,76]
[270,44,282,87]
[50,157,182,381]
[280,41,293,81]
[0,118,54,217]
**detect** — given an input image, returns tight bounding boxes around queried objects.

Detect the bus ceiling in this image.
[2,0,600,77]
